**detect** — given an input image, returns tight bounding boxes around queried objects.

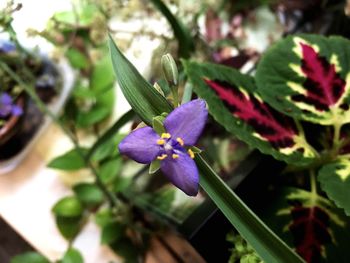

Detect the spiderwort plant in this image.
[119,99,207,196]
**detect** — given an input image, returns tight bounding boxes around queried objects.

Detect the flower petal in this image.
[11,105,23,116]
[164,99,207,145]
[119,126,160,164]
[160,151,199,196]
[0,93,12,105]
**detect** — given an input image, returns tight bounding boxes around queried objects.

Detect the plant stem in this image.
[310,169,317,196]
[332,122,342,155]
[0,61,119,208]
[171,85,179,107]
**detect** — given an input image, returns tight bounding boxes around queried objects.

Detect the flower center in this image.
[156,133,194,160]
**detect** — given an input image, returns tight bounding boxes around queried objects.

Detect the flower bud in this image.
[161,53,178,86]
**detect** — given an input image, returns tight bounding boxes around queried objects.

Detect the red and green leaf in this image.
[183,61,317,165]
[256,34,350,125]
[289,205,331,263]
[277,188,346,263]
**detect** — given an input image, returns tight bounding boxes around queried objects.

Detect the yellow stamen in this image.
[172,154,179,159]
[188,149,195,159]
[176,137,184,146]
[161,133,171,139]
[157,139,165,145]
[157,154,168,160]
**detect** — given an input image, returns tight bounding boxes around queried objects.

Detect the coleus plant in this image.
[184,34,350,262]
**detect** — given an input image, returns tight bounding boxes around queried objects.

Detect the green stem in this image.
[0,62,119,208]
[171,85,179,107]
[332,122,342,156]
[310,169,317,197]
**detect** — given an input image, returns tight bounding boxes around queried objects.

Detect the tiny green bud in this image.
[161,53,179,86]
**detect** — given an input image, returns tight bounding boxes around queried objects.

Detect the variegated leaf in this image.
[183,61,317,165]
[256,34,350,125]
[318,159,350,216]
[277,188,346,263]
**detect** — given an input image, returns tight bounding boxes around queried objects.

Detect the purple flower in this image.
[0,40,16,53]
[0,92,23,118]
[119,99,208,196]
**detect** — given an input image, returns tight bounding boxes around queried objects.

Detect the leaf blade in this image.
[109,35,173,125]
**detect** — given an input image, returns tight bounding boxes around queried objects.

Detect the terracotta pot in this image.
[0,95,26,146]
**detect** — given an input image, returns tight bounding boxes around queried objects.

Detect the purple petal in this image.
[11,105,23,116]
[0,93,12,105]
[0,41,16,53]
[160,151,199,196]
[118,126,161,164]
[0,105,11,117]
[164,99,208,146]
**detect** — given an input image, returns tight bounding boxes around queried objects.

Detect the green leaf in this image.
[95,209,115,227]
[101,222,124,244]
[73,183,104,207]
[255,34,350,125]
[114,176,132,193]
[53,4,98,26]
[11,252,50,263]
[61,248,84,263]
[55,216,82,240]
[48,148,87,171]
[90,134,125,162]
[98,158,122,184]
[195,155,305,263]
[183,60,315,166]
[91,55,115,92]
[110,238,140,263]
[52,196,84,218]
[152,116,166,135]
[87,110,134,160]
[149,0,194,58]
[76,105,110,128]
[109,35,173,125]
[318,159,350,216]
[149,160,160,174]
[65,48,89,69]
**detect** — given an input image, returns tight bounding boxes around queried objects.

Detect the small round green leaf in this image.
[61,248,84,263]
[73,183,105,207]
[52,196,83,218]
[11,252,50,263]
[101,222,125,244]
[55,216,82,240]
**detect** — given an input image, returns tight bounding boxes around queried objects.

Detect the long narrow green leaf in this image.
[196,155,305,263]
[149,0,194,58]
[86,109,135,160]
[109,39,305,263]
[108,35,173,125]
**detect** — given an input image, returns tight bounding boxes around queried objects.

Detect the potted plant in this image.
[0,2,73,173]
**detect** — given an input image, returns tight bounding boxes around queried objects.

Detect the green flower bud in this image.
[161,53,179,86]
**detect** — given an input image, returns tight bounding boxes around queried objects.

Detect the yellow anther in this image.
[161,133,171,139]
[172,154,179,159]
[157,139,165,145]
[188,149,195,159]
[176,137,184,146]
[157,154,168,160]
